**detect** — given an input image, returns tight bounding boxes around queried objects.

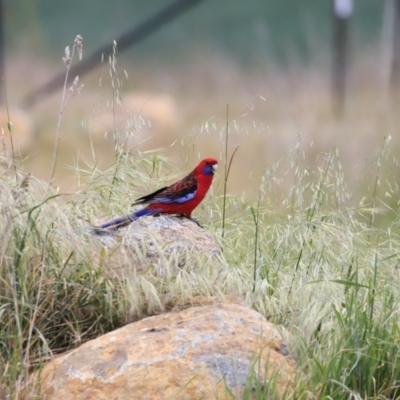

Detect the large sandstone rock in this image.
[94,214,222,271]
[38,302,295,399]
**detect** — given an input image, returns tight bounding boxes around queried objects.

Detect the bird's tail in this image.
[97,208,156,230]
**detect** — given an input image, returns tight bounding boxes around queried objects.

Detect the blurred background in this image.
[1,0,400,210]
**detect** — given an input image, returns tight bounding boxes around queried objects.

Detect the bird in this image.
[96,157,218,231]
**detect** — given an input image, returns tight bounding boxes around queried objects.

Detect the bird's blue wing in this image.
[156,191,196,204]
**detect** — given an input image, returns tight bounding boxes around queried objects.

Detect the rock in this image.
[94,215,222,271]
[37,301,295,399]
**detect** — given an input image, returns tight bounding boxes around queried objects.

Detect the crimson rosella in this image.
[97,157,218,230]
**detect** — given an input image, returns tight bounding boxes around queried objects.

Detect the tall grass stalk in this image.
[49,35,83,184]
[220,119,239,240]
[250,191,261,293]
[3,79,18,182]
[107,41,126,203]
[290,130,301,215]
[221,104,229,238]
[368,135,391,239]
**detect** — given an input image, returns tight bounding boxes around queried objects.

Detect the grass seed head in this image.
[74,34,83,60]
[62,46,70,66]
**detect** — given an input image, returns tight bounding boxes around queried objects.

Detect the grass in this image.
[2,140,400,398]
[2,46,400,399]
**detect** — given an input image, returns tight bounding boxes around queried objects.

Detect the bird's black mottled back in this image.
[132,174,198,205]
[133,186,168,205]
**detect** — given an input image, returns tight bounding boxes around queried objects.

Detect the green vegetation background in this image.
[10,0,382,65]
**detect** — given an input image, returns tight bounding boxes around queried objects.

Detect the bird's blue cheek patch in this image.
[203,166,214,176]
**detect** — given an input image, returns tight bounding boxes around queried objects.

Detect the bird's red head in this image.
[194,158,218,177]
